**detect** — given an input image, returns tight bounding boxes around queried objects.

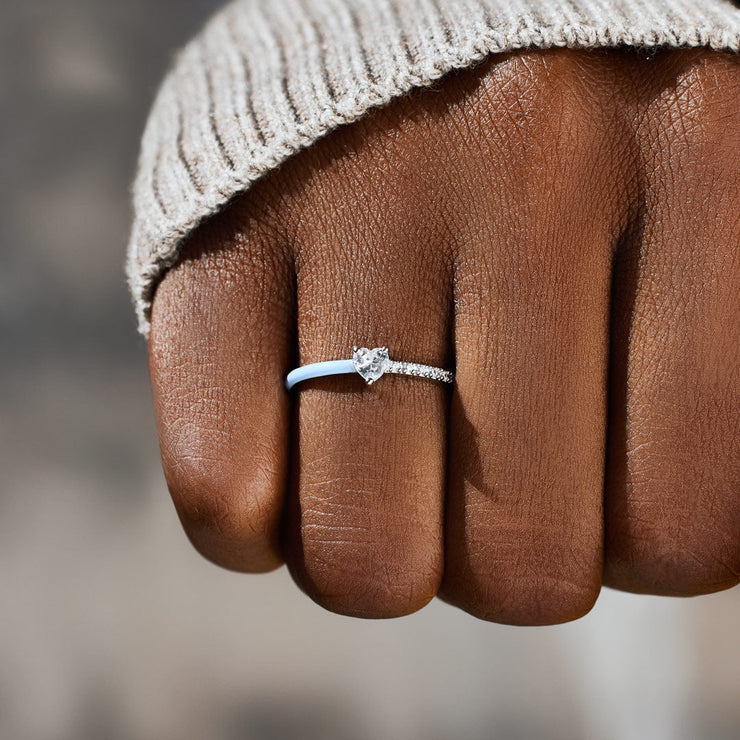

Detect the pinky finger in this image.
[148,201,295,572]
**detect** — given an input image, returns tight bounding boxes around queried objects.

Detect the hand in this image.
[147,48,739,624]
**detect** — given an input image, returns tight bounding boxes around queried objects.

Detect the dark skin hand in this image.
[147,48,739,625]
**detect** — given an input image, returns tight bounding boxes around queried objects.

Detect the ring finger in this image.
[280,125,455,618]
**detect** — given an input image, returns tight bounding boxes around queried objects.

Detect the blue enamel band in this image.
[285,359,355,391]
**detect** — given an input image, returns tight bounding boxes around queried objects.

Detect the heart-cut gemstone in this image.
[352,346,389,384]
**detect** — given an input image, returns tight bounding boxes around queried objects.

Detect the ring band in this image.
[285,346,454,391]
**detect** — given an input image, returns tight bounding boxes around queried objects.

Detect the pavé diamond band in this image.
[285,346,454,391]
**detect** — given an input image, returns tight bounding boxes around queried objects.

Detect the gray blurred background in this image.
[0,2,738,739]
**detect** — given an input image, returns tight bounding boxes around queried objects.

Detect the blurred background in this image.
[0,2,738,739]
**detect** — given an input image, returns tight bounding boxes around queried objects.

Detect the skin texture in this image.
[148,48,740,625]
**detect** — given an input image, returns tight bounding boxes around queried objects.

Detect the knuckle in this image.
[646,53,740,162]
[443,534,601,625]
[165,445,282,572]
[296,525,441,618]
[607,504,740,596]
[479,49,606,137]
[468,49,623,209]
[607,407,740,594]
[681,53,740,112]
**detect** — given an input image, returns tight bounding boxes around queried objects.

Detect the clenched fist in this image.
[147,48,739,624]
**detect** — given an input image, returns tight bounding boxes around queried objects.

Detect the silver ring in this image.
[285,346,454,391]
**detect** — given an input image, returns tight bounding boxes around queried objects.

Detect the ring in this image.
[285,346,454,391]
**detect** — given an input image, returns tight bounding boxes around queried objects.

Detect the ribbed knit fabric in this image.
[127,0,740,336]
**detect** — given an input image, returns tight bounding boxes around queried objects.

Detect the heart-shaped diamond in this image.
[352,346,389,385]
